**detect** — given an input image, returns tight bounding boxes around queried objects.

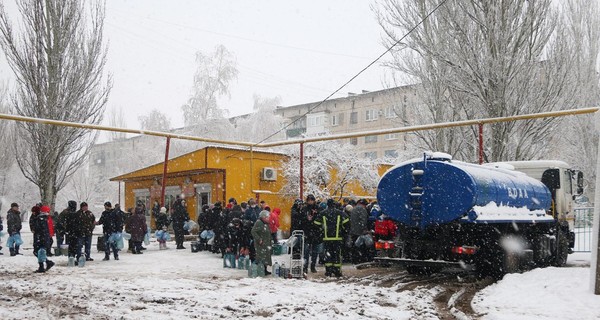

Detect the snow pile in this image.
[470,201,553,222]
[472,266,600,319]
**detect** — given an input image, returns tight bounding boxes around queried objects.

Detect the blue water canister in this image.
[68,257,75,267]
[78,256,86,268]
[273,262,280,277]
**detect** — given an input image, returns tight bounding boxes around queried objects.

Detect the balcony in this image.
[286,127,306,139]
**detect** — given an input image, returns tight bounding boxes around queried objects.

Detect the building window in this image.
[331,114,340,127]
[350,112,358,124]
[308,115,324,127]
[364,152,377,160]
[385,133,399,140]
[365,135,378,144]
[384,106,398,119]
[350,137,358,145]
[384,150,398,158]
[365,109,378,122]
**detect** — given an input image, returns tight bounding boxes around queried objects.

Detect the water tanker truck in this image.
[376,152,584,276]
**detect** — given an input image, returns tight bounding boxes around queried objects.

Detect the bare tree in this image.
[375,0,577,162]
[108,106,127,141]
[181,44,238,126]
[0,0,111,208]
[550,0,600,198]
[138,109,172,131]
[0,83,15,212]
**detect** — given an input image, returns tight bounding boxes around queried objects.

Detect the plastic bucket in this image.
[60,245,69,256]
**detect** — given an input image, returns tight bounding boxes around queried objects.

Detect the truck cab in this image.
[497,160,584,250]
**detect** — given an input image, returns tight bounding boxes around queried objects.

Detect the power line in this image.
[251,0,449,147]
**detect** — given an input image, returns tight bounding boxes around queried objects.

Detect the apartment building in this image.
[274,85,419,160]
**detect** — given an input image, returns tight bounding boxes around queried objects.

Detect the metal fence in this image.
[574,207,594,252]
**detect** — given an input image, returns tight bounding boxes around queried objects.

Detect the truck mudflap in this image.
[373,257,474,270]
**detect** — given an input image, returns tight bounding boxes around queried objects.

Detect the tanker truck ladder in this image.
[410,167,426,228]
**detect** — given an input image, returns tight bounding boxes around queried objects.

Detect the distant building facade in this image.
[274,85,420,160]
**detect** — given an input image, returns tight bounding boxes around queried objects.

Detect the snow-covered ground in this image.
[1,226,599,319]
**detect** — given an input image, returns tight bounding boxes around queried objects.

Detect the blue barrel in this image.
[377,158,551,228]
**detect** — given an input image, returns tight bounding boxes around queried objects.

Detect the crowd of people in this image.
[195,195,392,278]
[0,194,394,278]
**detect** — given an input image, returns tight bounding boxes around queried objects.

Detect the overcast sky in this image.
[0,0,392,130]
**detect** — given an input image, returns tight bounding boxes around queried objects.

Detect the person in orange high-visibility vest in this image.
[314,199,349,277]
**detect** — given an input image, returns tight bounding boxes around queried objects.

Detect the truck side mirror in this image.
[576,171,584,195]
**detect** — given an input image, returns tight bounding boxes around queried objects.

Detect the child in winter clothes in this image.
[156,207,170,250]
[32,206,55,273]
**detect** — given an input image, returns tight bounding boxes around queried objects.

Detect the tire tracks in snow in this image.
[311,265,494,319]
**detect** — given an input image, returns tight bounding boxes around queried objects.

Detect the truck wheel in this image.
[476,246,516,279]
[553,230,569,267]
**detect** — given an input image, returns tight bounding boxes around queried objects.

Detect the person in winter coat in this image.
[7,202,23,256]
[79,202,96,261]
[300,195,323,273]
[60,201,78,259]
[155,206,170,230]
[46,210,55,255]
[314,199,349,277]
[243,199,260,223]
[225,218,244,255]
[32,206,55,272]
[290,199,304,232]
[216,202,233,255]
[97,202,123,261]
[125,205,148,254]
[211,202,226,254]
[52,210,64,254]
[350,199,369,264]
[251,210,273,276]
[155,206,170,250]
[269,208,281,243]
[170,198,190,250]
[29,205,40,235]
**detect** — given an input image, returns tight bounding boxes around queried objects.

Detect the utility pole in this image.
[592,137,600,294]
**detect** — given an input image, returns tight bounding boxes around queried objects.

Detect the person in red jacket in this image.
[374,213,397,241]
[269,208,281,243]
[46,208,55,256]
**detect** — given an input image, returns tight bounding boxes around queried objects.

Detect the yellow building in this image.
[110,145,391,232]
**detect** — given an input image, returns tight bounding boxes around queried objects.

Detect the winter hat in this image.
[319,202,327,210]
[160,207,167,213]
[259,210,270,219]
[104,201,112,207]
[228,197,237,205]
[370,204,381,216]
[31,206,41,214]
[80,202,88,208]
[40,206,51,213]
[11,202,18,208]
[306,194,316,202]
[327,199,336,207]
[345,205,353,212]
[68,200,77,210]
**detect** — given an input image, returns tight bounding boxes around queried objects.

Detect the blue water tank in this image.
[377,158,551,228]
